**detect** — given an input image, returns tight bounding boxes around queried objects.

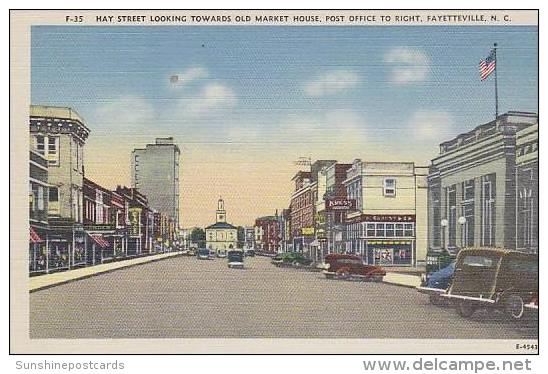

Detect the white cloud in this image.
[384,48,430,84]
[407,110,454,140]
[92,95,154,127]
[304,70,360,96]
[181,83,237,115]
[170,67,209,87]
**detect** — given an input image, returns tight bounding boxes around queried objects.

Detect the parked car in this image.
[227,249,245,269]
[197,248,211,260]
[417,261,456,305]
[442,248,538,320]
[244,249,255,257]
[425,248,454,274]
[217,249,227,258]
[187,248,197,256]
[320,253,386,281]
[271,252,313,267]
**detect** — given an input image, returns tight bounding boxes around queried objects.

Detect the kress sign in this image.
[326,198,356,211]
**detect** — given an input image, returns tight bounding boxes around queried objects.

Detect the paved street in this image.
[30,256,538,339]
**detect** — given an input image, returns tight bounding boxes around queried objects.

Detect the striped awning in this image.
[29,227,43,243]
[88,233,109,248]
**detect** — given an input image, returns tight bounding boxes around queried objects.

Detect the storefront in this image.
[29,226,48,274]
[366,240,414,266]
[346,214,416,266]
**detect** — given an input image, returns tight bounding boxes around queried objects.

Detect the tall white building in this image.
[131,137,180,228]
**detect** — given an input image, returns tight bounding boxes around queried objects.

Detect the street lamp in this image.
[440,219,448,250]
[458,216,467,249]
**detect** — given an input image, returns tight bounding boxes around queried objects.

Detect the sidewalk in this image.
[383,272,422,288]
[29,252,183,292]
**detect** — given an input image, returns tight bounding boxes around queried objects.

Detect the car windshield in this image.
[228,252,243,262]
[462,255,497,268]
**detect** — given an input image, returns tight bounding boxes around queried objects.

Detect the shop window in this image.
[404,223,414,237]
[385,223,395,237]
[375,223,385,237]
[383,178,396,197]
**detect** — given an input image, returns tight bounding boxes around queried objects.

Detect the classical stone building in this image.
[205,198,237,252]
[427,111,538,254]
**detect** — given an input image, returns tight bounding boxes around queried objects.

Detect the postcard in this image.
[10,9,538,354]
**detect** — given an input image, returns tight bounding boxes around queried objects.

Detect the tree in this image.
[190,228,206,248]
[237,226,245,248]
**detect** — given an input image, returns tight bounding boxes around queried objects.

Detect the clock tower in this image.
[216,197,226,223]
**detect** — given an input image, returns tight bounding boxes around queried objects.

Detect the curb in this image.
[29,252,183,293]
[381,280,420,289]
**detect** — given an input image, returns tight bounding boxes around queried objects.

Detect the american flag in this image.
[479,49,496,81]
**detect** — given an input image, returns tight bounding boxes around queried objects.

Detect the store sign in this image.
[128,208,141,236]
[363,214,415,222]
[326,198,356,211]
[301,227,314,236]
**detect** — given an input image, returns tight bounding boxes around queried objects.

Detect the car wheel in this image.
[504,295,525,320]
[336,269,350,280]
[325,273,334,280]
[456,300,476,318]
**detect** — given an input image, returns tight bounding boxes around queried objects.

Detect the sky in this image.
[31,25,538,228]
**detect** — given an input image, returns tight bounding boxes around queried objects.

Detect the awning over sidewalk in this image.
[29,227,43,243]
[88,233,109,248]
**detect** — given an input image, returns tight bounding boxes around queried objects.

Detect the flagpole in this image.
[493,42,499,121]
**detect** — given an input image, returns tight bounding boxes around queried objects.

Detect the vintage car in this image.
[216,249,228,258]
[320,253,386,281]
[441,248,538,320]
[271,252,313,267]
[416,261,456,305]
[197,248,212,260]
[244,249,255,257]
[227,249,245,269]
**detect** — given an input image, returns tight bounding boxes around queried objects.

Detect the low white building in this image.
[205,198,237,252]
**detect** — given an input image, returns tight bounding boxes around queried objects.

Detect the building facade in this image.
[132,137,180,228]
[515,122,538,253]
[205,198,237,251]
[30,105,90,270]
[254,215,282,253]
[428,112,538,255]
[29,150,49,274]
[344,160,429,266]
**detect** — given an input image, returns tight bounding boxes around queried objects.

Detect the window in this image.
[404,223,414,237]
[447,186,457,247]
[49,187,58,201]
[395,223,404,237]
[37,186,44,210]
[463,179,475,201]
[47,136,59,165]
[482,174,496,246]
[385,223,395,237]
[375,223,385,237]
[366,223,375,237]
[383,178,396,197]
[463,255,496,268]
[35,135,45,154]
